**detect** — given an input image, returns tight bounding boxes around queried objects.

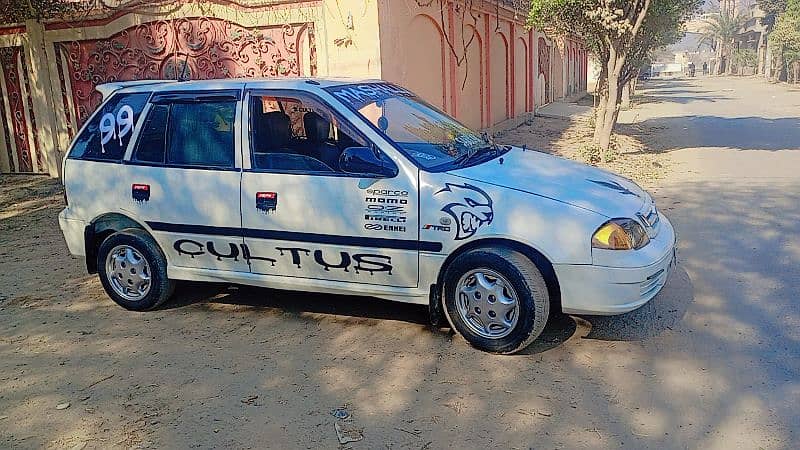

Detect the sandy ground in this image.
[1,76,798,449]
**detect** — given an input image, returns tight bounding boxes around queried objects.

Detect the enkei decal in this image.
[435,183,494,240]
[99,104,134,154]
[173,240,392,275]
[365,224,406,233]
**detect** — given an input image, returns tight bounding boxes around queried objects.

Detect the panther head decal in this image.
[435,183,494,240]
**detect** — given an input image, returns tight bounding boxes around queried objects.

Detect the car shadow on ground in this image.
[163,263,694,354]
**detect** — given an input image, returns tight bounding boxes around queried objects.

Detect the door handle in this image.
[132,184,150,203]
[256,192,277,213]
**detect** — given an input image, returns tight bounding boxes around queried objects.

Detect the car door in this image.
[239,89,420,288]
[123,89,247,273]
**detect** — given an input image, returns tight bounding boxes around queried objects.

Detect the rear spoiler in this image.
[96,80,176,100]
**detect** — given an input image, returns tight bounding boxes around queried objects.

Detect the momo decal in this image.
[173,239,392,275]
[587,179,640,197]
[434,183,494,240]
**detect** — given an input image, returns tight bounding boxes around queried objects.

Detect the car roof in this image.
[103,77,385,98]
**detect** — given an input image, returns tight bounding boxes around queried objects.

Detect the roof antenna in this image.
[178,53,190,82]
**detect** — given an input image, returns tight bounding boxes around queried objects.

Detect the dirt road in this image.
[1,77,798,449]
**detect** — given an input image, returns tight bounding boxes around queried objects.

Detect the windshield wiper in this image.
[452,143,501,167]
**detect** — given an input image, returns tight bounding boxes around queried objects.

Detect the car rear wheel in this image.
[97,228,174,311]
[443,247,550,354]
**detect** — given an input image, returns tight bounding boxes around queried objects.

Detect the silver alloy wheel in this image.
[455,268,520,339]
[105,244,151,301]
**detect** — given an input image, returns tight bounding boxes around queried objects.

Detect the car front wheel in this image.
[442,247,550,354]
[97,228,174,311]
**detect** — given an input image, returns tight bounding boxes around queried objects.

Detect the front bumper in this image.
[58,208,86,257]
[554,213,677,315]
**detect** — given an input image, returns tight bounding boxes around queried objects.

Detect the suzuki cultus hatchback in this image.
[59,78,676,354]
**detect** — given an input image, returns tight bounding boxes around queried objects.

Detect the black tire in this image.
[96,228,175,311]
[442,247,550,354]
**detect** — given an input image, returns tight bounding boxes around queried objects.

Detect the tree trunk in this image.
[620,80,633,110]
[597,71,619,151]
[593,66,609,144]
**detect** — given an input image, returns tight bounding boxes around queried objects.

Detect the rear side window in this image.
[133,101,236,168]
[69,93,150,161]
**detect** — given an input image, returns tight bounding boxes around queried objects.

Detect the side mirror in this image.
[339,146,398,178]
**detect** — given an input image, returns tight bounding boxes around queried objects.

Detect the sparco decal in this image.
[434,183,494,240]
[173,239,392,275]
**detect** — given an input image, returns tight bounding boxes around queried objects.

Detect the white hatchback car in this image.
[59,78,676,353]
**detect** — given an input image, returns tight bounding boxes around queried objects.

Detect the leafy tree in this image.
[699,11,747,74]
[529,0,700,151]
[770,0,800,81]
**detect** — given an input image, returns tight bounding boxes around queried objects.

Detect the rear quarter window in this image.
[68,93,150,161]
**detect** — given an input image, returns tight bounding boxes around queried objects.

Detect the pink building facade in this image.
[0,0,587,176]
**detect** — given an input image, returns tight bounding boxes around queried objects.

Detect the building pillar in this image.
[24,20,61,177]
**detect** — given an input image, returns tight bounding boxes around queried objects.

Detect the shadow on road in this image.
[165,262,695,355]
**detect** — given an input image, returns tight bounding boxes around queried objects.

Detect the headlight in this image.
[591,218,650,250]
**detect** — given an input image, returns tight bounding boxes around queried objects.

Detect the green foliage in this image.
[0,0,84,24]
[756,0,788,17]
[529,0,701,81]
[699,11,747,51]
[771,0,800,63]
[732,48,759,68]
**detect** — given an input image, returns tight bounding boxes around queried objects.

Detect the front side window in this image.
[133,100,236,168]
[69,92,150,161]
[249,93,370,173]
[325,83,507,171]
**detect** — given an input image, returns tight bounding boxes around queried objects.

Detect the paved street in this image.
[0,76,798,449]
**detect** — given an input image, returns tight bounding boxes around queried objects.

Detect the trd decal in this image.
[173,239,393,276]
[587,179,640,197]
[435,183,494,240]
[423,224,451,232]
[132,184,150,203]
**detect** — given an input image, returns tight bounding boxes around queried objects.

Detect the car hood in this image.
[448,147,648,217]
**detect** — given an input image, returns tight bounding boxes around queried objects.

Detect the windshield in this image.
[325,83,500,170]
